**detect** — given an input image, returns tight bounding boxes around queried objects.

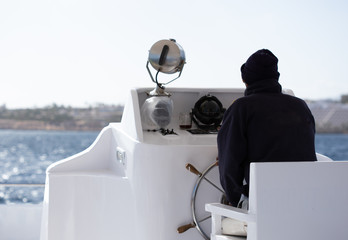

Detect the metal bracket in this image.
[116,147,126,166]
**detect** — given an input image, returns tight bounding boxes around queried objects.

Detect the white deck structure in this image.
[40,87,244,240]
[0,203,42,240]
[206,160,348,240]
[1,87,342,240]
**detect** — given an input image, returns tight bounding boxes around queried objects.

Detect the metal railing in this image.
[0,183,45,187]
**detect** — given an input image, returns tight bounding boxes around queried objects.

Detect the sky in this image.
[0,0,348,108]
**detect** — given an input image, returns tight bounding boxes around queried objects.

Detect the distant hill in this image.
[0,104,123,131]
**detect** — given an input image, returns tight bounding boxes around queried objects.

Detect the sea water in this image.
[0,130,347,204]
[315,134,348,160]
[0,130,98,204]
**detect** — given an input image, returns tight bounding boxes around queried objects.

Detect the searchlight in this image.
[142,39,186,131]
[146,39,186,96]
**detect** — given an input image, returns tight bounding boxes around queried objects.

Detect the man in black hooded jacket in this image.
[217,49,317,207]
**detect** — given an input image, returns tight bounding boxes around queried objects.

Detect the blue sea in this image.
[0,130,348,204]
[0,130,99,204]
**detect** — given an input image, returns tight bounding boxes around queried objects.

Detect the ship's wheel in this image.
[177,161,226,239]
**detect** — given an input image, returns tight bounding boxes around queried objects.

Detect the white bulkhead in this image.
[40,87,246,240]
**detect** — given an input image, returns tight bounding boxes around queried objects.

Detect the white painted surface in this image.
[0,204,42,240]
[40,88,245,240]
[207,161,348,240]
[39,87,331,240]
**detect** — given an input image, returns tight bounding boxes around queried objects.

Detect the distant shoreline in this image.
[1,101,348,134]
[0,119,104,132]
[0,104,123,132]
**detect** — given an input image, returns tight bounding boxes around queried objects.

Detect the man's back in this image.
[241,92,316,163]
[218,91,317,206]
[218,49,317,206]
